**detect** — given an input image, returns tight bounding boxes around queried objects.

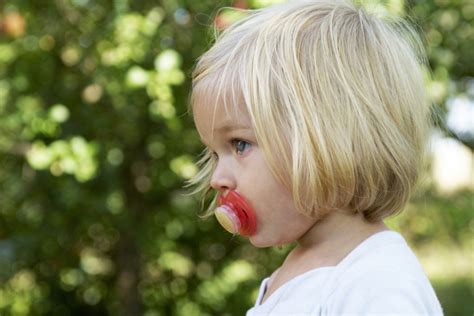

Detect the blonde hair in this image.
[188,0,431,222]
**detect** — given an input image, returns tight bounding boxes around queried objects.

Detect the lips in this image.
[214,190,257,236]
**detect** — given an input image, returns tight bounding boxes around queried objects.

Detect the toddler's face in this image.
[193,97,317,247]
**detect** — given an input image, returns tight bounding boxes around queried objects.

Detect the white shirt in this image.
[246,231,443,315]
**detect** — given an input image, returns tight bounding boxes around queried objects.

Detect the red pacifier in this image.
[215,190,257,236]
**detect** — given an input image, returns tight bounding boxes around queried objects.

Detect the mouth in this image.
[215,190,257,236]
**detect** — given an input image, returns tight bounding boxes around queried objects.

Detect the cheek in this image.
[252,186,314,244]
[252,185,299,233]
[248,165,294,215]
[237,148,299,231]
[244,178,289,218]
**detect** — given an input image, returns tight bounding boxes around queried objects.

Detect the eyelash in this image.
[208,139,251,159]
[231,139,251,155]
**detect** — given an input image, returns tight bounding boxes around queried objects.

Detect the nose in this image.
[210,158,236,192]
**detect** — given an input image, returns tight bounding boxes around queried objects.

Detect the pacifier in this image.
[214,191,257,236]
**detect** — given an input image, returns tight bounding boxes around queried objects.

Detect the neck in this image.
[293,209,388,262]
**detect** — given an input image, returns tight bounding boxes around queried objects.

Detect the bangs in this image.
[191,52,249,124]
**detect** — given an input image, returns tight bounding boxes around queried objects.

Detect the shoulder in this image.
[324,231,443,315]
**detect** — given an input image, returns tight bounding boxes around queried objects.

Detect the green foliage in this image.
[388,190,473,246]
[434,278,474,316]
[0,0,472,315]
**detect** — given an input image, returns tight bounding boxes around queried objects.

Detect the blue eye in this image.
[232,139,250,155]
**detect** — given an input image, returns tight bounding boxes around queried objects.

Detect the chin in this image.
[248,234,290,248]
[248,235,273,248]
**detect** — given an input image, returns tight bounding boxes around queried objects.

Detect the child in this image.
[188,0,443,314]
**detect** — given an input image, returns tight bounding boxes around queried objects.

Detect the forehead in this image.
[192,78,252,140]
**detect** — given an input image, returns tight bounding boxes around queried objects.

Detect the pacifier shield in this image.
[215,190,256,236]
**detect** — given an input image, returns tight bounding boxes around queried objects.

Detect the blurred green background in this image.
[0,0,472,315]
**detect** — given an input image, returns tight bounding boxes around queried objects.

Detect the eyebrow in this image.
[213,124,251,133]
[199,124,252,147]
